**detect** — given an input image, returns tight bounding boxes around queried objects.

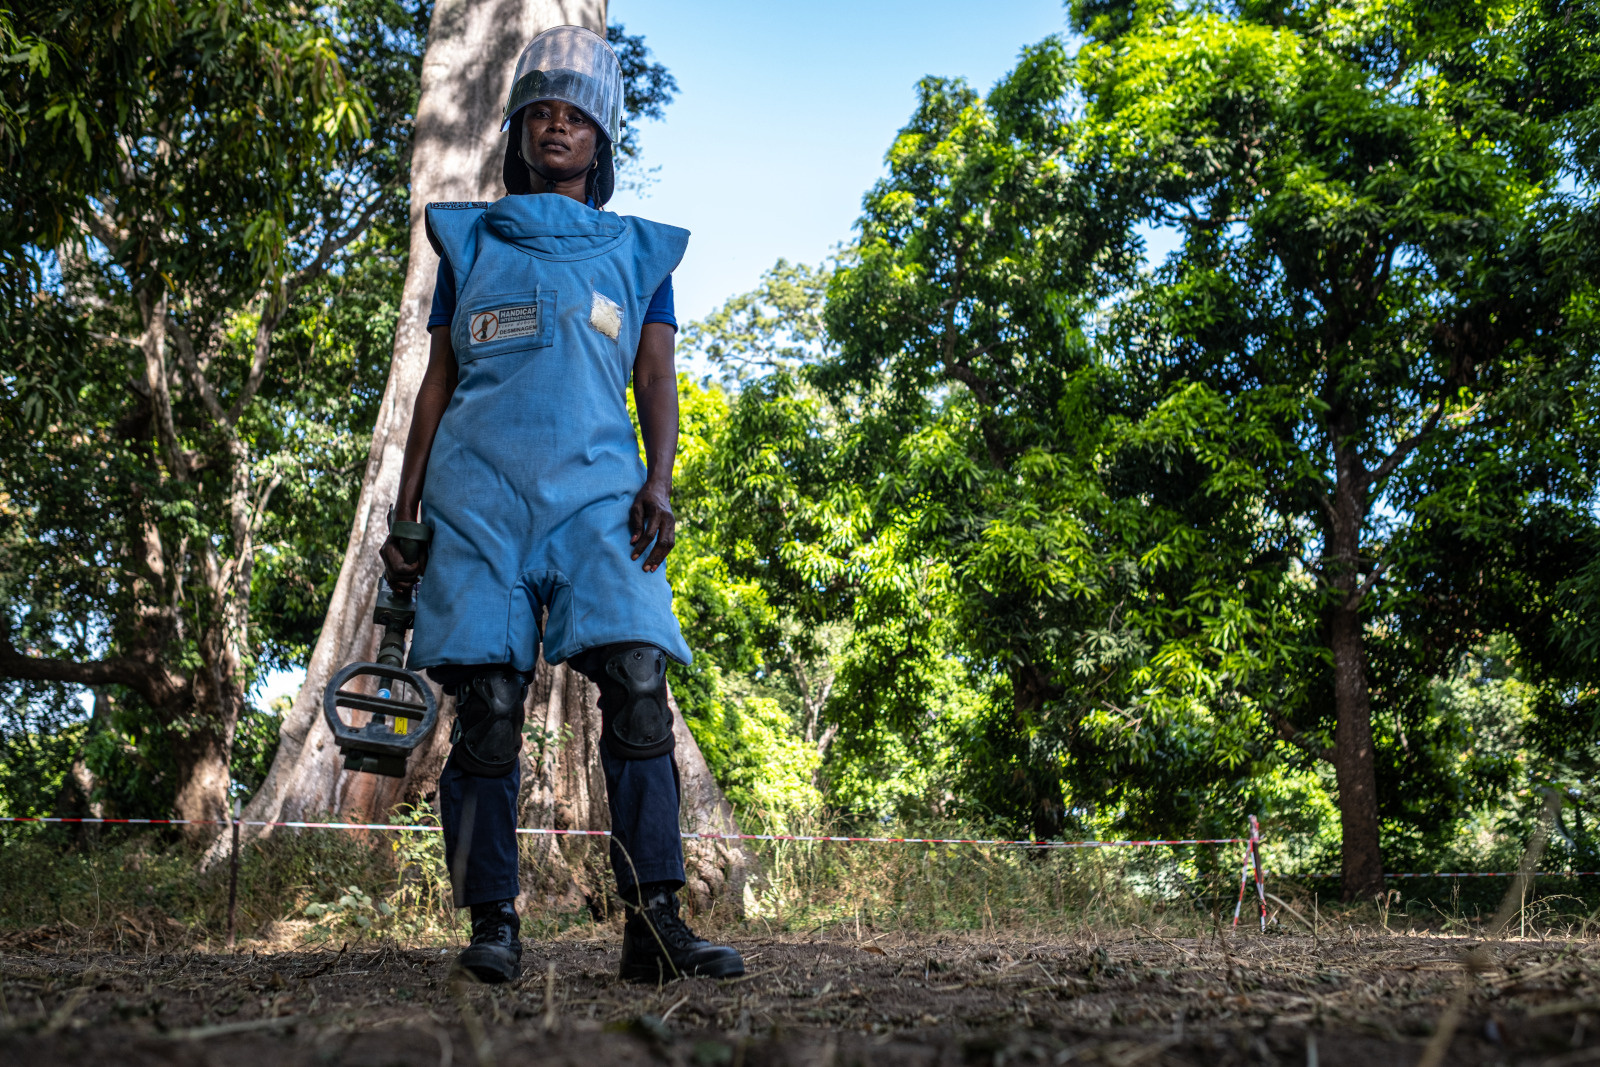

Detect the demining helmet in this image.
[502,24,624,205]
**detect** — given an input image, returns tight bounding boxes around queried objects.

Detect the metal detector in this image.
[323,521,438,776]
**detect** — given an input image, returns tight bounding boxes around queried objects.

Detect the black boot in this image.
[456,899,522,984]
[619,884,744,982]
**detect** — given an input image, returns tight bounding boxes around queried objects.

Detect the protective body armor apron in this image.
[410,193,693,670]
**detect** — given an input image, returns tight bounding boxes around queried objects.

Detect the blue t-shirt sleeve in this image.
[431,261,674,332]
[427,258,456,329]
[643,274,676,331]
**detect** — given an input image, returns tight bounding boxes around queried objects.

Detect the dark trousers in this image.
[436,650,685,908]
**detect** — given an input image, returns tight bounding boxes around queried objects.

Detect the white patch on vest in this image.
[589,291,622,340]
[468,303,540,345]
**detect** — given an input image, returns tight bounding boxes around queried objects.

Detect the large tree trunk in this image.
[1328,430,1385,901]
[1012,659,1065,842]
[1330,604,1382,900]
[223,0,753,913]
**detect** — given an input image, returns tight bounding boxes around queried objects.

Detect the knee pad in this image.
[602,646,675,761]
[449,668,527,777]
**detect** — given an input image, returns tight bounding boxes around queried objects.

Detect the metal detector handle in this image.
[388,518,432,566]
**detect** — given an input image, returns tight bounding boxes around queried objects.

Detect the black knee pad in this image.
[449,668,527,777]
[601,646,675,760]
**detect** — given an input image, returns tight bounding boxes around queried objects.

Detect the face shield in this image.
[501,26,624,203]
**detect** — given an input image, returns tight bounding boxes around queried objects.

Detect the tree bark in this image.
[1012,659,1065,842]
[226,0,753,914]
[1327,428,1385,900]
[1330,602,1382,900]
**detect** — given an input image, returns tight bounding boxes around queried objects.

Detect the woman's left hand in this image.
[629,480,676,572]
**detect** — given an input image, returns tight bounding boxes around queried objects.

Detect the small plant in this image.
[523,721,574,764]
[385,804,453,939]
[303,885,394,943]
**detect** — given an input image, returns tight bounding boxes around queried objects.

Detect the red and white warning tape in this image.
[0,815,1245,850]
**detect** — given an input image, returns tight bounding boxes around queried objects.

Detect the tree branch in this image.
[167,317,230,427]
[136,289,191,480]
[1160,202,1243,231]
[1274,714,1333,762]
[222,188,395,426]
[0,620,186,708]
[226,290,284,427]
[1364,399,1446,493]
[249,469,284,539]
[1344,549,1394,612]
[81,209,128,251]
[288,190,391,292]
[815,721,840,760]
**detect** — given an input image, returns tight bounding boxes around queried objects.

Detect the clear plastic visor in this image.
[502,25,623,145]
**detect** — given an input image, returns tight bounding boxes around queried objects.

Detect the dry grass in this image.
[735,810,1249,938]
[0,815,1255,950]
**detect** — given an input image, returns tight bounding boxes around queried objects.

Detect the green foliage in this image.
[230,696,291,799]
[688,694,821,826]
[1068,0,1600,884]
[0,0,426,818]
[607,21,678,187]
[669,0,1600,890]
[661,373,814,822]
[247,230,404,675]
[0,683,88,818]
[811,41,1305,842]
[303,884,395,942]
[683,260,832,383]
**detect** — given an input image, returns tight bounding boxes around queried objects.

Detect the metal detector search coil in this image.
[323,521,438,777]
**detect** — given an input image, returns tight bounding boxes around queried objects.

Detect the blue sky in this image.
[256,0,1073,707]
[606,0,1072,327]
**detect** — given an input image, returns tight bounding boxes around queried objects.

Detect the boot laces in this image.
[642,898,702,951]
[470,911,516,946]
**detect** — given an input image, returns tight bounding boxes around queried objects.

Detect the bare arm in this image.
[381,326,458,592]
[629,321,679,572]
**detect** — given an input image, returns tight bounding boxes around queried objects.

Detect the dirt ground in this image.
[2,922,1599,1066]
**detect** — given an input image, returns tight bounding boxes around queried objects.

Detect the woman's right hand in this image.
[380,532,427,595]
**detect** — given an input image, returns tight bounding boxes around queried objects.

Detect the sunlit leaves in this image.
[800,0,1600,856]
[0,0,425,814]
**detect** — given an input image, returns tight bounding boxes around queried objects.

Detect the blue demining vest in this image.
[408,193,693,670]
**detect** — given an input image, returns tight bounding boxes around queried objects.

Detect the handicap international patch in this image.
[467,303,540,345]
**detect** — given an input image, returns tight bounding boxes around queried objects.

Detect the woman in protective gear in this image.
[380,24,744,985]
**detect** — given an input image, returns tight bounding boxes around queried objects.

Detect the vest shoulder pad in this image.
[623,216,691,277]
[424,201,490,260]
